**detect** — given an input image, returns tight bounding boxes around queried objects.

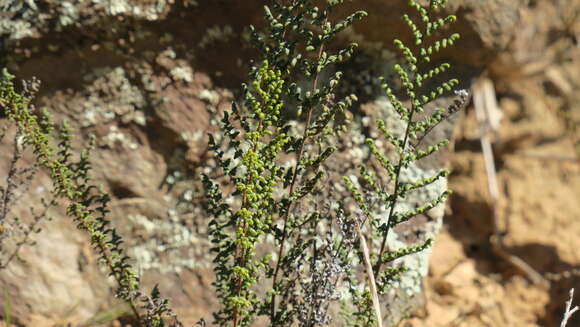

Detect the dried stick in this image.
[473,78,549,288]
[356,223,383,327]
[560,288,578,327]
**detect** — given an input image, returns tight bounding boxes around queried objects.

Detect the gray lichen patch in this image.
[100,0,171,20]
[198,25,235,49]
[102,125,140,150]
[0,0,189,43]
[119,157,215,274]
[128,210,211,274]
[57,2,80,27]
[155,48,195,84]
[0,19,36,40]
[0,1,41,40]
[197,89,220,105]
[170,66,194,83]
[80,67,146,127]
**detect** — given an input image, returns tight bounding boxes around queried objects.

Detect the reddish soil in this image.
[404,69,580,327]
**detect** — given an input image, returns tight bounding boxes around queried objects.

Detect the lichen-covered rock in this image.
[337,0,526,67]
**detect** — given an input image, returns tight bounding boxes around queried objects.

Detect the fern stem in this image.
[98,240,143,325]
[231,118,263,327]
[269,42,326,323]
[374,102,417,276]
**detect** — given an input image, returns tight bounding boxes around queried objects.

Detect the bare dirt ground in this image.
[404,68,580,327]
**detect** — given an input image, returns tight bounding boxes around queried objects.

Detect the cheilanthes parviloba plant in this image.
[0,77,55,270]
[204,0,467,326]
[341,0,469,325]
[1,0,467,326]
[203,1,366,325]
[0,70,181,327]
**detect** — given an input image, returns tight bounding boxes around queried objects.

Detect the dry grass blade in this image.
[356,224,383,327]
[560,288,579,327]
[473,78,549,288]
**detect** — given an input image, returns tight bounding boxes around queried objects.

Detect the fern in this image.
[0,0,468,326]
[342,0,468,324]
[204,0,468,326]
[0,69,182,327]
[203,1,366,325]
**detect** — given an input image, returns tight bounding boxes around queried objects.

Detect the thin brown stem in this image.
[269,43,326,322]
[0,200,51,269]
[97,239,142,325]
[373,102,417,277]
[0,131,24,223]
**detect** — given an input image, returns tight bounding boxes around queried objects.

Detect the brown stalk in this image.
[269,42,326,322]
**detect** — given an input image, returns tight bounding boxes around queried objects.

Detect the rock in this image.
[0,139,111,326]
